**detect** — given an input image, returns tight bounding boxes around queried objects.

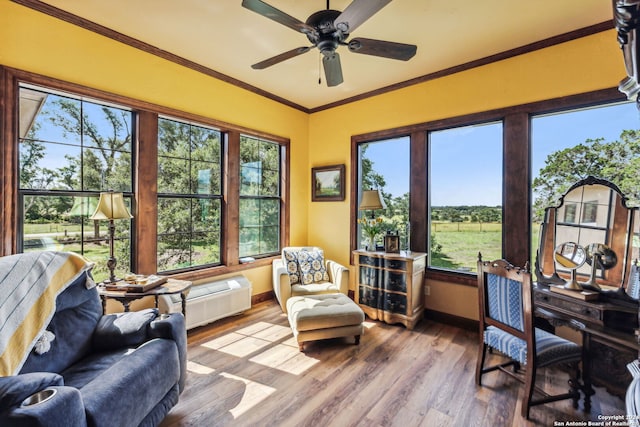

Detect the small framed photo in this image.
[384,233,400,253]
[312,164,345,202]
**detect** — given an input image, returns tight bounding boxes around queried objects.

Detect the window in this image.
[531,101,640,264]
[157,117,222,272]
[428,122,503,272]
[564,204,577,223]
[239,135,281,258]
[356,137,410,249]
[18,85,133,282]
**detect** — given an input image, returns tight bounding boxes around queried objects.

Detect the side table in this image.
[98,279,192,316]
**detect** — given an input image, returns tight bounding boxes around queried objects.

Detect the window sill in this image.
[166,256,276,282]
[425,268,477,287]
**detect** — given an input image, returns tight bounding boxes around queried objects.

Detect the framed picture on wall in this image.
[312,164,345,201]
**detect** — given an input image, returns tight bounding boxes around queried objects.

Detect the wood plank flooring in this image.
[160,300,625,427]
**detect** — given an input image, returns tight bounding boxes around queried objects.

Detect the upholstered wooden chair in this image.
[476,254,586,419]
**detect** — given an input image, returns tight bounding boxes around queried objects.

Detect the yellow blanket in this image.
[0,251,94,376]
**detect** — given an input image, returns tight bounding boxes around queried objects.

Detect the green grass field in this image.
[431,222,540,272]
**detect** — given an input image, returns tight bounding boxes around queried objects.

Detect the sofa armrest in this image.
[93,308,158,352]
[326,260,349,295]
[0,373,63,409]
[148,313,187,393]
[0,374,85,427]
[273,258,291,313]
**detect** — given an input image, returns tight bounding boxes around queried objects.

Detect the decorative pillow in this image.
[296,249,330,285]
[282,249,300,285]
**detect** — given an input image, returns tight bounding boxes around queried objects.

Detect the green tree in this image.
[532,130,640,221]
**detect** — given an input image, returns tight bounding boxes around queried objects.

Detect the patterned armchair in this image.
[475,254,589,419]
[272,247,349,313]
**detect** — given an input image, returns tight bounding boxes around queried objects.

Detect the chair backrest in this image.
[20,271,102,374]
[477,256,534,341]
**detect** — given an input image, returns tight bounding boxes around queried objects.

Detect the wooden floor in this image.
[160,300,625,427]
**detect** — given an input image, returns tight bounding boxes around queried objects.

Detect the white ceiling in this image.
[39,0,614,110]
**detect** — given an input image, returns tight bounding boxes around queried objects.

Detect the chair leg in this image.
[521,365,536,419]
[476,342,488,385]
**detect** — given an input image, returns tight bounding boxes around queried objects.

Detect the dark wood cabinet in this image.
[353,250,426,329]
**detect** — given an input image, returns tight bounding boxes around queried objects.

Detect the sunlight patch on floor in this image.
[200,332,246,350]
[200,321,294,358]
[363,321,377,329]
[219,372,276,418]
[216,336,273,357]
[249,343,319,374]
[186,360,215,375]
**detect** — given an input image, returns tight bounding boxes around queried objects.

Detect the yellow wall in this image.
[307,30,626,321]
[0,2,310,297]
[0,1,629,320]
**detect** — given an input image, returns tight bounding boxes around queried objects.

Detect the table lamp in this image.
[359,189,386,218]
[91,191,132,283]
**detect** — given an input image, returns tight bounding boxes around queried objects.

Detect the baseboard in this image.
[424,309,478,332]
[252,291,275,305]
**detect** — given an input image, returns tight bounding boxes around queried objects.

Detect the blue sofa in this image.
[0,253,187,427]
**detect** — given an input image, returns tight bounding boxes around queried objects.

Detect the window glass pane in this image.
[18,85,134,282]
[429,122,503,272]
[19,141,81,190]
[157,117,222,272]
[531,101,640,265]
[159,157,190,193]
[239,132,281,259]
[22,194,131,282]
[239,198,280,257]
[357,137,410,250]
[20,90,81,145]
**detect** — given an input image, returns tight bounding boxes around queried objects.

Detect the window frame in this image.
[238,134,284,259]
[1,67,290,280]
[156,116,224,273]
[350,87,626,287]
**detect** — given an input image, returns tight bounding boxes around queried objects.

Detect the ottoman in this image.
[286,293,365,351]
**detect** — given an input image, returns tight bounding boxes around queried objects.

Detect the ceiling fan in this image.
[242,0,417,87]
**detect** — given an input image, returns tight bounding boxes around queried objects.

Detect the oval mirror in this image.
[554,242,586,290]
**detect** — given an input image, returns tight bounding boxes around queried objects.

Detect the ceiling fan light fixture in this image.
[242,0,417,86]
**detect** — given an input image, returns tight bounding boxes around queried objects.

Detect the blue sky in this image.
[365,100,640,205]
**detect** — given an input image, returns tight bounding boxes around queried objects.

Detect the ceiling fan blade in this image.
[334,0,392,34]
[242,0,313,34]
[348,37,417,61]
[323,52,344,87]
[252,46,311,69]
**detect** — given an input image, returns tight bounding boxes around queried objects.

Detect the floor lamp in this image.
[91,191,132,283]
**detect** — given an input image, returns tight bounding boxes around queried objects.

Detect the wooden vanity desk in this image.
[532,176,640,399]
[533,284,639,398]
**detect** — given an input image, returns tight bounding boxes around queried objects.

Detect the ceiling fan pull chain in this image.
[318,52,322,85]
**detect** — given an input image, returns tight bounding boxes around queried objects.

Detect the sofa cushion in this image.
[71,338,180,427]
[93,308,157,352]
[296,249,329,285]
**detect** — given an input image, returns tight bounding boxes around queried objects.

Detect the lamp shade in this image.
[90,192,133,220]
[359,189,386,211]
